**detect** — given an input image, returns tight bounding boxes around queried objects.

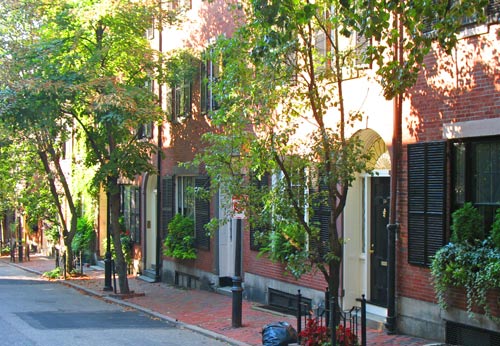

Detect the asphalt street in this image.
[0,262,230,346]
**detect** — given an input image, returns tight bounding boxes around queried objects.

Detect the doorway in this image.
[218,189,237,285]
[145,175,157,273]
[369,177,390,306]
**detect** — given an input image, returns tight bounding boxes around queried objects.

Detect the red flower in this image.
[336,324,359,345]
[298,318,329,346]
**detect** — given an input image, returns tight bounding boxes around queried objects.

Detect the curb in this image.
[6,260,252,346]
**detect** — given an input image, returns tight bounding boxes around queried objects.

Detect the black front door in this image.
[370,177,390,307]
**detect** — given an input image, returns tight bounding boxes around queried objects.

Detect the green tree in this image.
[197,0,488,318]
[0,118,58,246]
[0,0,166,293]
[0,0,84,272]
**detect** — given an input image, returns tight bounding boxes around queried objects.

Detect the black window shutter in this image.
[200,61,207,114]
[162,176,174,240]
[195,176,210,250]
[249,173,271,251]
[133,187,141,243]
[407,141,447,266]
[310,175,330,258]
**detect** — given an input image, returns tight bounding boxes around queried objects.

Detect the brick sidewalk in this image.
[2,254,439,346]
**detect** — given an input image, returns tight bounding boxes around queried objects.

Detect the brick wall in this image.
[398,24,500,307]
[243,223,329,291]
[157,0,240,276]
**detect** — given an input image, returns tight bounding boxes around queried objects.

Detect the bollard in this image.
[103,252,113,291]
[112,259,117,294]
[296,289,302,344]
[231,218,243,328]
[18,244,23,263]
[62,252,67,280]
[361,295,366,346]
[231,275,243,327]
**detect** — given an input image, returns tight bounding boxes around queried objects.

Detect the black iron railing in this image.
[296,289,366,346]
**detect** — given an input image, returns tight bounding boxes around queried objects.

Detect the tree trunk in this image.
[108,179,130,294]
[36,136,80,274]
[328,205,343,326]
[37,146,76,273]
[46,144,79,273]
[62,213,78,273]
[328,259,342,326]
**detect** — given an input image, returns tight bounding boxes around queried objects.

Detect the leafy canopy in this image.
[195,0,489,292]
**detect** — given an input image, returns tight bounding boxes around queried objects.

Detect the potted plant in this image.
[431,203,500,321]
[163,214,197,260]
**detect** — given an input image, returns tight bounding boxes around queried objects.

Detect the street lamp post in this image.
[103,192,113,291]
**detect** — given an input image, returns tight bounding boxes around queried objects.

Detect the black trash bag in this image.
[262,321,298,346]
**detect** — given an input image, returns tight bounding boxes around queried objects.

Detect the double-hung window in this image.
[248,164,330,255]
[162,175,210,250]
[249,173,272,251]
[137,80,154,138]
[200,50,220,115]
[137,122,153,139]
[422,0,499,36]
[121,185,140,243]
[407,137,500,266]
[171,78,192,122]
[452,138,500,231]
[177,176,195,218]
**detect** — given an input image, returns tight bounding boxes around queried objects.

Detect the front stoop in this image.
[137,275,156,283]
[366,312,386,331]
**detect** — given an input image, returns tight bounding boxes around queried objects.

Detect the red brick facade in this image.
[142,0,500,341]
[397,22,500,336]
[244,229,328,290]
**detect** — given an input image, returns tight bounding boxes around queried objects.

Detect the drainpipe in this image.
[386,9,403,335]
[155,126,162,282]
[155,10,163,283]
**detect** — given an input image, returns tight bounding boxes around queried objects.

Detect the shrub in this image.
[490,208,500,249]
[431,240,500,321]
[120,229,133,265]
[1,246,10,255]
[260,221,310,279]
[72,217,95,259]
[163,214,196,260]
[431,204,500,321]
[43,267,62,279]
[450,202,484,244]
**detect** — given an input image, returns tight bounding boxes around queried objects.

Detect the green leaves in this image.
[432,205,500,321]
[431,240,500,321]
[163,214,197,260]
[0,0,162,285]
[450,202,485,244]
[350,0,490,99]
[162,49,199,87]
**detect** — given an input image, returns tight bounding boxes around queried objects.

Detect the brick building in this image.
[127,0,397,324]
[397,6,500,343]
[114,1,500,344]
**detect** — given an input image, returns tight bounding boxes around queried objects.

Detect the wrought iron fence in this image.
[296,289,366,346]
